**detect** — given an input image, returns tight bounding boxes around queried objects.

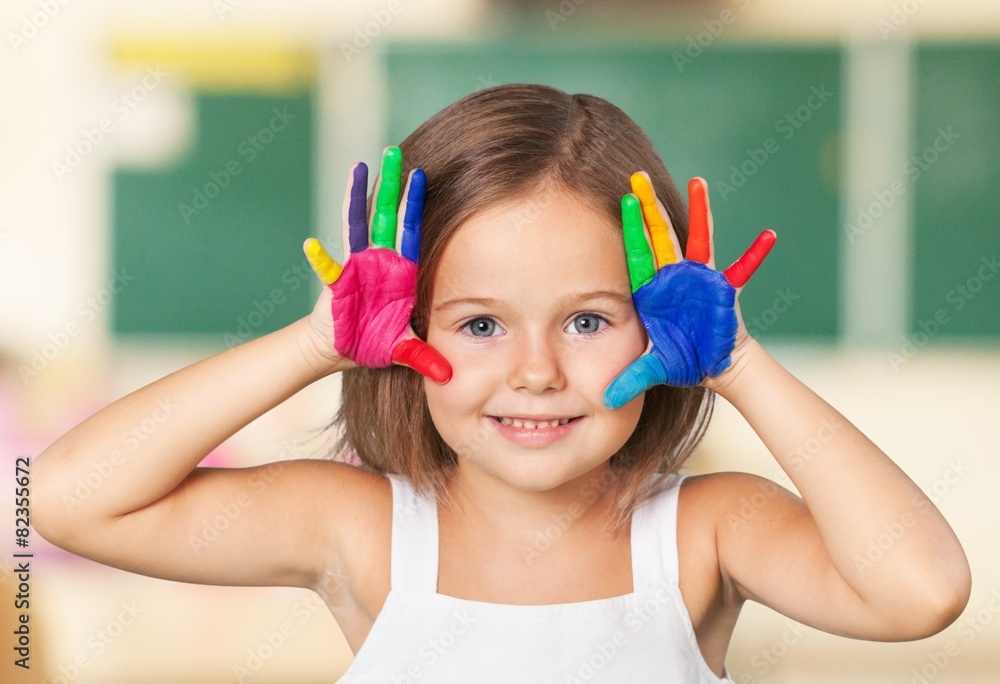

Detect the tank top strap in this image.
[630,472,687,589]
[386,474,440,592]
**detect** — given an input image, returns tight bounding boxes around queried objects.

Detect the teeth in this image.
[497,417,572,429]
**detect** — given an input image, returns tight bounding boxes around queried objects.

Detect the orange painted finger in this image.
[686,178,712,264]
[723,230,777,288]
[630,172,677,268]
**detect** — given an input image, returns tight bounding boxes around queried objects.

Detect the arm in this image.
[32,147,449,590]
[707,338,971,639]
[31,313,352,588]
[608,173,970,639]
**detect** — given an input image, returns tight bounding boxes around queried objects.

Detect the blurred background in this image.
[1,0,999,681]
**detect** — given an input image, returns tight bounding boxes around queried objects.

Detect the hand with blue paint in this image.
[603,175,776,409]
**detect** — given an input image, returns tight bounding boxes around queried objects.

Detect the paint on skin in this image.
[305,146,451,382]
[603,176,775,409]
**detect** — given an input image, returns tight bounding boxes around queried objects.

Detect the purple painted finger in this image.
[348,162,369,254]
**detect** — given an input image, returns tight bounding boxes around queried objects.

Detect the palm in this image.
[633,260,737,387]
[331,248,417,365]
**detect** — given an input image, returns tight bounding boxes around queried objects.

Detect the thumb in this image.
[391,333,453,384]
[602,354,668,410]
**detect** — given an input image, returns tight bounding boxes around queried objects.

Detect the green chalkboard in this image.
[384,42,842,339]
[112,92,314,343]
[911,44,1000,338]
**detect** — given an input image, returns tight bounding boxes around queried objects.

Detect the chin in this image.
[473,449,609,494]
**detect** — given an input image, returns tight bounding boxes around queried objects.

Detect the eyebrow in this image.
[432,290,633,314]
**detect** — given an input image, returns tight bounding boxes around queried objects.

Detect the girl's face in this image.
[424,184,648,495]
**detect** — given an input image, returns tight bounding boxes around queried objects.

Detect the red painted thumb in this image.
[391,338,453,383]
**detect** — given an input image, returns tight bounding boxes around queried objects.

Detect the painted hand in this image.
[603,175,775,409]
[303,147,452,383]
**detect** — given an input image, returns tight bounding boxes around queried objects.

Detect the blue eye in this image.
[567,313,608,335]
[463,317,503,337]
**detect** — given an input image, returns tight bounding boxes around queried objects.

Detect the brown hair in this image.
[332,84,713,534]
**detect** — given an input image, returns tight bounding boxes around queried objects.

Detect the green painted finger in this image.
[372,146,403,249]
[622,194,655,292]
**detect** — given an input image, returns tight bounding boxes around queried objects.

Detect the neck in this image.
[442,462,624,549]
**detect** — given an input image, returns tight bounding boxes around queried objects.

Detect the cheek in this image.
[423,381,459,451]
[575,322,647,432]
[578,320,648,388]
[423,373,496,460]
[424,353,489,423]
[424,375,461,420]
[626,314,650,355]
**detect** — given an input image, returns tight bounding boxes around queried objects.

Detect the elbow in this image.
[29,451,83,548]
[926,561,973,636]
[31,490,74,548]
[903,584,971,641]
[891,554,973,640]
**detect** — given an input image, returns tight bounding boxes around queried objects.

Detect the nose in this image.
[507,331,566,393]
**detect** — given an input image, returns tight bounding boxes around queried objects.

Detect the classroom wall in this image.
[1,1,998,682]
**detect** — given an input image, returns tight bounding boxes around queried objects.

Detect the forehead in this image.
[430,186,631,305]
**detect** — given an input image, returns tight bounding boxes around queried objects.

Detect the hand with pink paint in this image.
[302,147,452,383]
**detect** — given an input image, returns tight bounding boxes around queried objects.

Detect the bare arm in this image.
[707,337,972,639]
[31,149,444,591]
[610,172,970,640]
[31,295,355,589]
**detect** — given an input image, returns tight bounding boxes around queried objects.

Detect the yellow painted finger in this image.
[303,237,343,285]
[630,172,677,268]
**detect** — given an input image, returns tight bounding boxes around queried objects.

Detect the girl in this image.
[33,84,970,682]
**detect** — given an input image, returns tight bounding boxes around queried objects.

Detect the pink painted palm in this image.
[304,147,451,383]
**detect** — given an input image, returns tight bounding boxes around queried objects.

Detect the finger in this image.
[723,229,777,288]
[303,238,343,285]
[602,353,668,410]
[371,146,403,249]
[686,177,713,266]
[630,172,678,268]
[621,194,656,292]
[398,168,426,263]
[391,337,453,383]
[343,162,369,254]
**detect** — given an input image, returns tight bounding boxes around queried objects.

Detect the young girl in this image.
[33,84,970,682]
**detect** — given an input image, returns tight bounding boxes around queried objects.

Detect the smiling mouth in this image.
[490,416,579,429]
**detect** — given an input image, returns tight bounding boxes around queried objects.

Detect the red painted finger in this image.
[686,178,711,264]
[723,230,777,288]
[391,338,453,383]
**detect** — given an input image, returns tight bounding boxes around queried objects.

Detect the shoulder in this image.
[674,471,806,588]
[677,471,814,603]
[670,472,801,663]
[280,459,392,548]
[678,471,793,520]
[676,471,803,551]
[287,462,393,619]
[252,457,391,518]
[242,459,392,585]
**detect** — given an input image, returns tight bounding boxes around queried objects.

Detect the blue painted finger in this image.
[401,169,425,264]
[348,162,369,254]
[602,353,669,410]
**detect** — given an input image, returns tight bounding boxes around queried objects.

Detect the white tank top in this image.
[336,472,734,683]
